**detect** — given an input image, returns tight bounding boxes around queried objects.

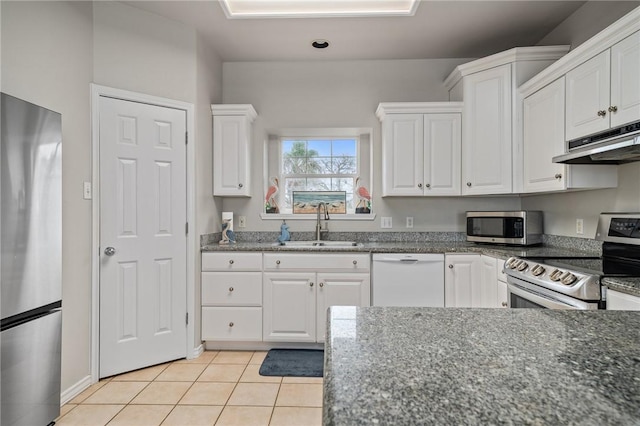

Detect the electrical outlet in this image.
[83,182,92,200]
[238,216,246,228]
[381,217,393,229]
[576,218,584,235]
[406,217,414,228]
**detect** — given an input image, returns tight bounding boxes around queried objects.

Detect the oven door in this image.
[507,276,599,310]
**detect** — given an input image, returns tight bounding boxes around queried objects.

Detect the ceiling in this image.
[124,0,591,61]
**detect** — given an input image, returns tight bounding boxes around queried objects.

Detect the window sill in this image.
[260,213,377,221]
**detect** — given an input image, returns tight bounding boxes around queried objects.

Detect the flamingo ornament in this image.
[355,177,371,211]
[265,177,280,213]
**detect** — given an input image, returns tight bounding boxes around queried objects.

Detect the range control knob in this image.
[516,261,529,272]
[509,259,520,269]
[531,265,545,276]
[560,272,577,285]
[549,269,563,282]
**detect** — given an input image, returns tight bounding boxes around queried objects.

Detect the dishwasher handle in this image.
[375,257,440,263]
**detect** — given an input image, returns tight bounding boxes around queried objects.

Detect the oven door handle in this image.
[507,278,597,310]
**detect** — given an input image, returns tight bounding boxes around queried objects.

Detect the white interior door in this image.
[99,96,187,378]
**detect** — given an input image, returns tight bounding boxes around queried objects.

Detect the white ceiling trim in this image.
[219,0,419,19]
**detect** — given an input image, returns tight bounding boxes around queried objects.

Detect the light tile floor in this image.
[56,351,323,426]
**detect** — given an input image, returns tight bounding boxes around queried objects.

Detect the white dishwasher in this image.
[372,253,445,307]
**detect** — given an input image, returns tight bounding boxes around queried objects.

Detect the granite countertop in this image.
[323,306,640,425]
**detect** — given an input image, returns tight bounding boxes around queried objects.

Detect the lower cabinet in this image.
[606,289,640,311]
[445,253,507,308]
[496,258,509,308]
[263,253,370,343]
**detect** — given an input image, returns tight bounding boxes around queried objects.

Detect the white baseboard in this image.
[61,375,92,406]
[190,343,204,359]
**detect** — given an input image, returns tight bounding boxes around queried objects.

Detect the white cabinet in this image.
[444,254,481,308]
[263,253,370,343]
[376,103,462,196]
[606,289,640,311]
[211,104,257,197]
[566,31,640,140]
[445,46,570,195]
[496,258,509,309]
[461,64,512,195]
[446,254,507,308]
[201,252,263,341]
[522,78,617,193]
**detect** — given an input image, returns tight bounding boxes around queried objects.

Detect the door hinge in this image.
[185,131,188,144]
[185,312,189,325]
[185,222,189,235]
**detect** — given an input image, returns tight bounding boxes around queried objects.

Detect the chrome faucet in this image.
[316,202,330,241]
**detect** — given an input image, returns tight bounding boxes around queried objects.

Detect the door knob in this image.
[104,247,116,256]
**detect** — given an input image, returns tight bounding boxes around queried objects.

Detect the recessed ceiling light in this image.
[219,0,419,19]
[312,40,330,49]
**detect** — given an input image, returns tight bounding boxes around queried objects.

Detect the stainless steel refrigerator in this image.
[1,93,62,426]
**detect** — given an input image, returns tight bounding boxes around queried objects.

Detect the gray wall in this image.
[1,0,223,395]
[221,59,522,235]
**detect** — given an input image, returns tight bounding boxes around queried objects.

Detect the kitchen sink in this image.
[273,240,363,248]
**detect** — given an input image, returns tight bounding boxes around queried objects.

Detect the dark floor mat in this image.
[258,349,324,377]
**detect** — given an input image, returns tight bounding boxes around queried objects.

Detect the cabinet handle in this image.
[448,264,454,269]
[501,302,508,307]
[418,183,423,188]
[229,259,234,265]
[425,183,431,188]
[597,110,607,117]
[319,282,324,287]
[229,322,234,327]
[554,173,562,179]
[310,282,314,287]
[608,106,618,113]
[466,182,472,187]
[353,260,357,265]
[276,260,281,265]
[229,287,234,292]
[238,183,244,188]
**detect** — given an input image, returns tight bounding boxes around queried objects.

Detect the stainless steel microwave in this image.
[466,211,543,246]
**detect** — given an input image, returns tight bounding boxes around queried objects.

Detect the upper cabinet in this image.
[377,103,462,197]
[522,78,617,193]
[444,46,571,195]
[211,104,257,197]
[566,31,640,141]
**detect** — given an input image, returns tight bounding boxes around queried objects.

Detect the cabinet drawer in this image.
[263,253,370,271]
[202,307,262,341]
[202,252,262,271]
[202,272,262,306]
[497,259,507,283]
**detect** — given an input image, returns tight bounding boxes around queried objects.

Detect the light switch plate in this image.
[381,217,392,229]
[406,217,414,228]
[238,216,246,228]
[576,218,584,235]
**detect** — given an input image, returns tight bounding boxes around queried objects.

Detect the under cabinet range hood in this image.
[552,120,640,165]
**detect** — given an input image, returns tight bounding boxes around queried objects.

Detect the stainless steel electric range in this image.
[503,213,640,310]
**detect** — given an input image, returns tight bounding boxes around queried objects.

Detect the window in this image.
[264,129,372,216]
[280,138,358,212]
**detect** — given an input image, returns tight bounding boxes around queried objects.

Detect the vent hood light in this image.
[219,0,419,19]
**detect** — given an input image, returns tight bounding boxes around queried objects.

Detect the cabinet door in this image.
[462,64,512,195]
[316,273,370,343]
[497,281,509,309]
[263,273,316,342]
[213,115,251,196]
[381,114,424,196]
[606,289,640,311]
[565,50,611,141]
[423,113,461,196]
[444,254,481,308]
[523,78,567,193]
[610,31,640,128]
[478,256,498,308]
